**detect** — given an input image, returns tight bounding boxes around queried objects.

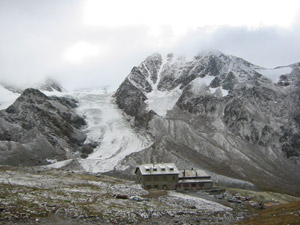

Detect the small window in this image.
[170,168,174,171]
[161,168,166,171]
[146,168,150,172]
[153,168,157,172]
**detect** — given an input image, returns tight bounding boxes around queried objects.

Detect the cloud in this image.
[170,23,300,68]
[0,0,299,90]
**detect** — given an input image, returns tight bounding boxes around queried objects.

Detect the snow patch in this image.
[43,159,73,169]
[190,76,215,94]
[145,86,182,116]
[210,87,229,97]
[0,85,20,110]
[167,191,231,212]
[256,67,292,83]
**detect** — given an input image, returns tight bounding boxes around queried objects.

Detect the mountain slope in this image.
[114,51,300,195]
[0,88,87,166]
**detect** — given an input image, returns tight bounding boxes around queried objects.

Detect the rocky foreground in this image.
[0,166,299,225]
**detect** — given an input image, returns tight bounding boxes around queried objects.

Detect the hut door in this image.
[192,183,196,190]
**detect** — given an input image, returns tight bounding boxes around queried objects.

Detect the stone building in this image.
[176,169,213,191]
[135,163,179,190]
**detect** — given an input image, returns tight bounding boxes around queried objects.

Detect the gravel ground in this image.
[1,166,298,225]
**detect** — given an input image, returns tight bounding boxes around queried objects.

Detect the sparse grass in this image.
[238,201,300,225]
[226,187,300,203]
[142,190,168,199]
[0,166,10,172]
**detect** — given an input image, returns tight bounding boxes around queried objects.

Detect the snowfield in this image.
[73,89,153,173]
[145,87,182,116]
[256,67,292,83]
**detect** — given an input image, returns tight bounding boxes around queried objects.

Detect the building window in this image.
[173,176,175,180]
[192,183,196,187]
[154,185,159,189]
[183,183,189,187]
[199,183,204,187]
[146,185,152,189]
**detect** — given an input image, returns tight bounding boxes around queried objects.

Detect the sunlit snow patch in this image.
[256,67,292,83]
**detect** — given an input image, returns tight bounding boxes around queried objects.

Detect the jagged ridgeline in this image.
[115,51,300,195]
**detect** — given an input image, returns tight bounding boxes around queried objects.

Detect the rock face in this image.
[36,78,65,92]
[0,88,87,166]
[114,51,300,195]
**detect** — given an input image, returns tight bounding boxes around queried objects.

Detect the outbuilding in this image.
[176,169,213,191]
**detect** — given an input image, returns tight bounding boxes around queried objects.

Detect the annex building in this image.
[176,169,213,191]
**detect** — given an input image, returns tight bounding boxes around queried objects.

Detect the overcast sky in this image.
[0,0,300,90]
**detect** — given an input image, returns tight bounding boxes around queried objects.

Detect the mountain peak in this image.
[34,78,64,92]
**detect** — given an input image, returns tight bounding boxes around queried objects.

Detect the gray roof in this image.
[178,179,212,184]
[179,169,211,178]
[136,163,179,175]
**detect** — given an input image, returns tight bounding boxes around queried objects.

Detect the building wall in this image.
[176,182,212,191]
[137,172,178,190]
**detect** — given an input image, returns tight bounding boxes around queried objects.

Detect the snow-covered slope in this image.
[72,89,152,173]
